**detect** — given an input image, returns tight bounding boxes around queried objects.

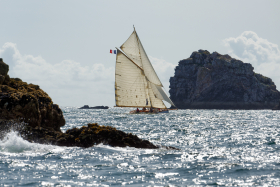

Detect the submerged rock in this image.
[169,50,280,109]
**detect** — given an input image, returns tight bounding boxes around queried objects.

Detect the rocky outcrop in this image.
[0,59,163,149]
[0,58,9,85]
[0,58,65,131]
[79,105,109,109]
[19,123,158,148]
[169,50,280,109]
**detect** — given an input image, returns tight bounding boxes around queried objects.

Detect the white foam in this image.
[0,131,65,154]
[95,143,158,154]
[155,172,179,178]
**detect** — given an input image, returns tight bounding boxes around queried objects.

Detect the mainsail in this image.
[115,29,176,109]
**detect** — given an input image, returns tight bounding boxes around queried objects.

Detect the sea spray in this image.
[0,131,31,153]
[0,130,65,154]
[1,107,280,186]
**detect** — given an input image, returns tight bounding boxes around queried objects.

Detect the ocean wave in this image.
[0,131,65,154]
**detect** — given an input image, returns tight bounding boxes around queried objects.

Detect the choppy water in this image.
[1,107,280,186]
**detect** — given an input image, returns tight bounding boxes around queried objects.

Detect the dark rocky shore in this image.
[0,58,162,149]
[0,121,157,148]
[170,50,280,109]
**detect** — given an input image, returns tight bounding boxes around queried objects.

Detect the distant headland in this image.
[169,50,280,109]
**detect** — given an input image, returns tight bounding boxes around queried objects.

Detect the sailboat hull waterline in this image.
[129,108,169,114]
[114,27,176,114]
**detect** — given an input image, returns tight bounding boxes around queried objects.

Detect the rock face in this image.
[169,50,280,109]
[272,101,280,110]
[19,123,158,149]
[0,59,162,149]
[0,58,65,131]
[0,58,9,85]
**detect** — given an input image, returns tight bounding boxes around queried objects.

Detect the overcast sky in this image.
[1,0,280,107]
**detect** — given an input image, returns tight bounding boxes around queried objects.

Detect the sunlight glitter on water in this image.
[1,108,280,186]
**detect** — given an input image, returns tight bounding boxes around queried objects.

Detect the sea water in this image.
[1,107,280,186]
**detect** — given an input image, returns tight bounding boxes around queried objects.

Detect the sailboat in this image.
[114,27,176,114]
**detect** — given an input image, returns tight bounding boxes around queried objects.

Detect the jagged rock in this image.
[0,59,165,149]
[0,78,65,131]
[0,58,8,76]
[0,58,9,85]
[79,105,109,109]
[0,58,65,131]
[19,123,159,149]
[169,50,280,109]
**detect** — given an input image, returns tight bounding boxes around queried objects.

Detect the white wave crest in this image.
[0,131,65,154]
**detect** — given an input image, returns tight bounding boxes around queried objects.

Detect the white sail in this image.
[152,84,176,107]
[115,28,176,109]
[120,31,143,68]
[147,81,167,109]
[121,31,163,86]
[137,33,163,87]
[115,50,150,107]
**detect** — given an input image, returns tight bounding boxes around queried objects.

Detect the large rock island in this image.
[169,50,280,109]
[0,58,159,149]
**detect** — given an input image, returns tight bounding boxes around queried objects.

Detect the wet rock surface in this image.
[19,123,159,149]
[0,59,65,131]
[169,50,280,109]
[0,59,164,149]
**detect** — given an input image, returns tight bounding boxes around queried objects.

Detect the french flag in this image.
[110,49,116,54]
